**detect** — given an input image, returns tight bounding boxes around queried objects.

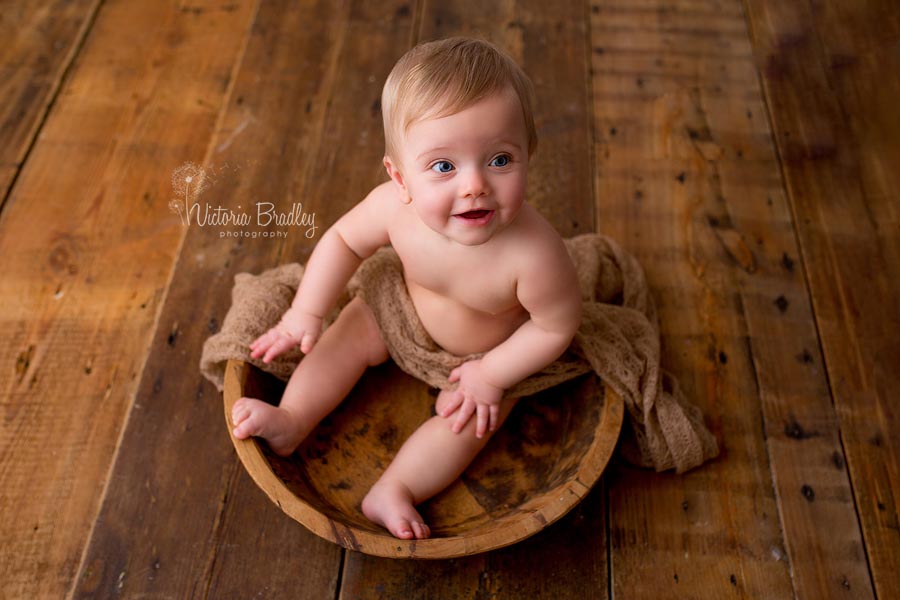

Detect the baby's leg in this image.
[232,297,389,456]
[361,395,519,539]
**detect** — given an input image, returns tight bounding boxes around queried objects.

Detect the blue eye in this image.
[491,154,511,167]
[431,161,454,173]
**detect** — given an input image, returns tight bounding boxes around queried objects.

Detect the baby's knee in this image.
[341,297,389,366]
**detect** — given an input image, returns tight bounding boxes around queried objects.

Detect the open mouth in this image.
[457,209,492,220]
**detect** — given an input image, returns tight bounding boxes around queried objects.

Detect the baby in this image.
[231,37,582,540]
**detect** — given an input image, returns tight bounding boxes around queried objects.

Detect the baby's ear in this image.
[383,156,412,204]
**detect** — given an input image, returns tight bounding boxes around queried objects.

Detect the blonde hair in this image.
[381,37,538,163]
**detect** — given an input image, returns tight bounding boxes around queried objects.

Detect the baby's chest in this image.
[400,250,519,315]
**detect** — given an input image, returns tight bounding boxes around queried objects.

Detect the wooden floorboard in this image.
[0,0,101,206]
[68,0,377,597]
[0,1,258,598]
[0,0,895,598]
[592,1,787,597]
[744,0,900,597]
[209,1,416,595]
[592,0,874,597]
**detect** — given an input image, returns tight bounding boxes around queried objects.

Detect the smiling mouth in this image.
[456,209,493,220]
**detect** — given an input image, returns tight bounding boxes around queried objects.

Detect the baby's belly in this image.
[407,283,528,356]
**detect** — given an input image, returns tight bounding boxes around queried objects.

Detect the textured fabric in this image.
[200,233,719,473]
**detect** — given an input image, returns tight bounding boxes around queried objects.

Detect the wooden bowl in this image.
[223,358,623,559]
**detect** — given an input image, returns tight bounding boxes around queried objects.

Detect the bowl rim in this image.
[223,359,623,559]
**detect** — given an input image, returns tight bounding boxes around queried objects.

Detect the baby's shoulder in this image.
[497,205,572,281]
[350,181,405,228]
[332,181,404,256]
[506,204,568,255]
[363,180,404,209]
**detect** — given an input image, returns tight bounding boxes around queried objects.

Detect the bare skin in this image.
[232,296,388,456]
[361,391,519,539]
[232,89,582,540]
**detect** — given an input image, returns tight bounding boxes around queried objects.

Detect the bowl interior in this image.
[242,361,609,538]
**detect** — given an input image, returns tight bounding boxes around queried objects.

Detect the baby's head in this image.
[381,37,538,166]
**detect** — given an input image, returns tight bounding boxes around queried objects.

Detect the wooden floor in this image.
[1,0,897,598]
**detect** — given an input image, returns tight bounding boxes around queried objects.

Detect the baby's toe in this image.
[233,400,256,428]
[411,521,430,539]
[232,412,260,439]
[232,422,250,439]
[392,519,415,540]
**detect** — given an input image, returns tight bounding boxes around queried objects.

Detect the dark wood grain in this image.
[744,0,900,597]
[339,484,609,600]
[0,1,258,598]
[1,0,896,597]
[590,0,870,596]
[225,360,620,558]
[69,0,379,597]
[0,0,101,206]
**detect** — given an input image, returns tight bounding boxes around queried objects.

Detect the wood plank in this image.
[208,0,418,593]
[743,0,900,597]
[68,0,417,597]
[0,1,259,598]
[339,484,609,599]
[205,466,343,597]
[0,0,100,205]
[591,0,871,596]
[338,0,605,597]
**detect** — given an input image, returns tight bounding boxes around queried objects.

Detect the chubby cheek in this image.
[428,196,456,223]
[412,190,455,227]
[499,175,527,212]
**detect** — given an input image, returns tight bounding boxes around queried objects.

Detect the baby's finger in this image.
[251,331,271,347]
[257,327,284,346]
[452,398,476,434]
[249,333,270,353]
[439,390,464,418]
[262,337,293,363]
[475,404,489,439]
[489,404,500,432]
[249,338,272,359]
[300,332,317,354]
[448,366,461,382]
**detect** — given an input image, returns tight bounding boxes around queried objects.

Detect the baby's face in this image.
[390,87,529,246]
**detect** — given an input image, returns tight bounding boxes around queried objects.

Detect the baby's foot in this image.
[361,480,431,540]
[231,397,308,457]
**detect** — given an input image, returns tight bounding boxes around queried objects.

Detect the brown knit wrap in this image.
[200,234,719,473]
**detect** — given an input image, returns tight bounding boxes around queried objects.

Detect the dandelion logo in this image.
[169,162,209,226]
[166,160,318,239]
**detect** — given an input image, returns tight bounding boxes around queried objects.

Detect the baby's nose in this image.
[461,169,489,197]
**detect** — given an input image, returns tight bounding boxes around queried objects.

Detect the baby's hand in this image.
[438,360,504,439]
[249,307,322,363]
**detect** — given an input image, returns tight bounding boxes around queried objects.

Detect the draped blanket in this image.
[201,234,719,473]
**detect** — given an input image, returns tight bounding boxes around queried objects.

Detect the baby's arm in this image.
[251,183,393,363]
[444,235,582,436]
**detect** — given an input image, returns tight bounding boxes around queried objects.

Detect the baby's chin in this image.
[450,237,491,247]
[441,228,502,247]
